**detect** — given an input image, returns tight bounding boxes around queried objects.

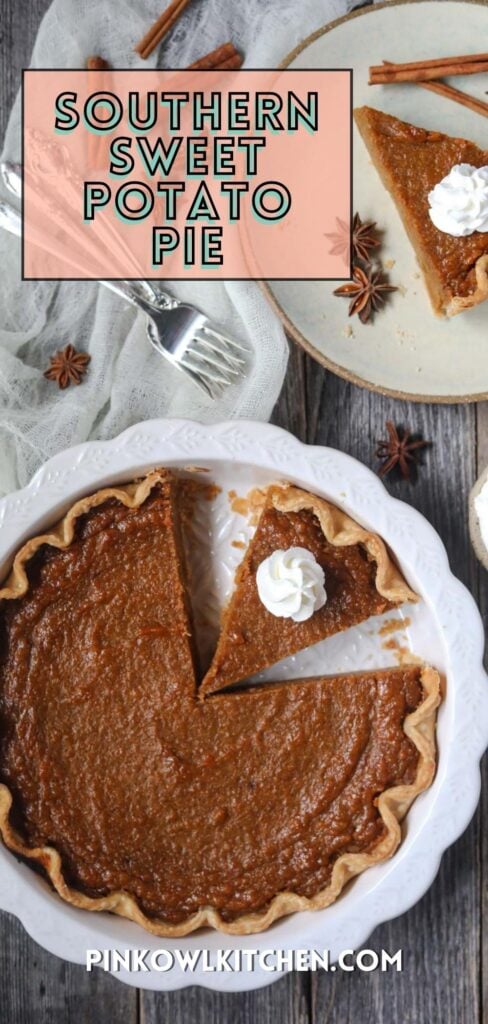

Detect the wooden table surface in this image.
[0,1,487,1020]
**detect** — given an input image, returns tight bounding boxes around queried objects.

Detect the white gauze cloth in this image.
[0,0,361,495]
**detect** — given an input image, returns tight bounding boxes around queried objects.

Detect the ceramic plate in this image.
[263,0,488,402]
[0,419,486,992]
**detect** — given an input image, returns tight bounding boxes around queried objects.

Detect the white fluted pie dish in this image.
[0,419,485,992]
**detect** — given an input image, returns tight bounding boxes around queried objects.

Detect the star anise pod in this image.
[352,212,381,265]
[44,344,91,389]
[325,216,351,266]
[375,421,429,480]
[333,266,397,323]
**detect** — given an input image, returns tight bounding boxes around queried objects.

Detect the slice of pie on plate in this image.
[0,469,440,936]
[200,482,417,696]
[354,105,488,317]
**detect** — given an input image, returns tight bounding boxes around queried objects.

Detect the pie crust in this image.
[0,470,440,936]
[447,255,488,316]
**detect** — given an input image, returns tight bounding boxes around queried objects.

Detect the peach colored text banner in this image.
[23,69,351,280]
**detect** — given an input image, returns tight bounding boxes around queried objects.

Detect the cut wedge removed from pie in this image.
[200,482,417,695]
[0,469,440,936]
[354,105,488,317]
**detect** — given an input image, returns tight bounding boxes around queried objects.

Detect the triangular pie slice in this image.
[200,482,417,696]
[354,105,488,317]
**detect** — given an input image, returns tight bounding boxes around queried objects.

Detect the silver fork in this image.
[0,162,248,398]
[99,279,247,397]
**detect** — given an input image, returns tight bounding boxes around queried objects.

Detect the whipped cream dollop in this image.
[428,163,488,237]
[256,547,327,623]
[475,479,488,553]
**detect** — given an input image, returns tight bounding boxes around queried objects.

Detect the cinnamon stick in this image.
[371,52,488,73]
[369,52,488,84]
[217,53,243,71]
[85,57,111,170]
[417,79,488,119]
[188,41,237,70]
[374,59,488,119]
[86,55,110,70]
[135,0,193,60]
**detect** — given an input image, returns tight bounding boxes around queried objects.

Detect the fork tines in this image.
[180,325,248,397]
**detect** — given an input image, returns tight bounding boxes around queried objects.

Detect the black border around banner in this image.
[20,67,354,283]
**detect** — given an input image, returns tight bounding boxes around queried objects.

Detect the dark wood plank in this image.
[273,346,482,1024]
[475,402,488,1024]
[0,0,50,138]
[0,0,139,1019]
[0,911,138,1024]
[141,972,310,1024]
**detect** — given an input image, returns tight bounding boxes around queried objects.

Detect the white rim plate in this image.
[0,418,486,992]
[263,0,488,402]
